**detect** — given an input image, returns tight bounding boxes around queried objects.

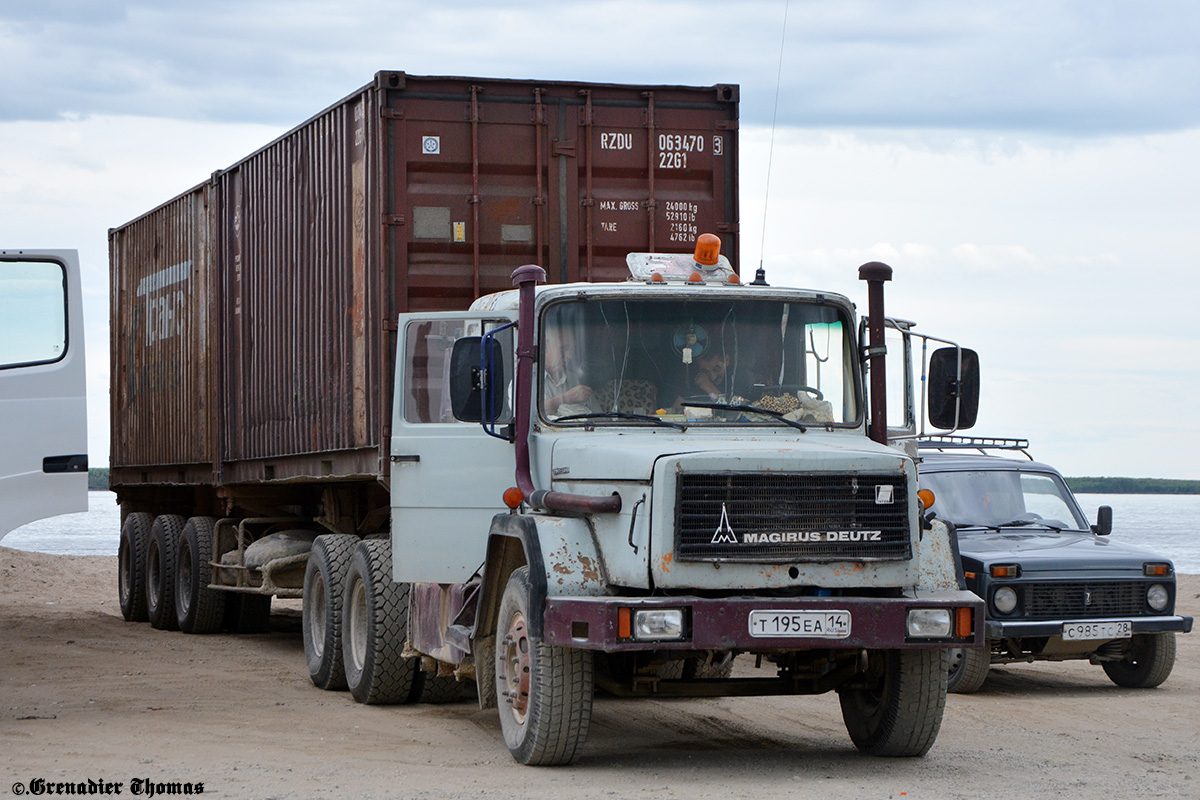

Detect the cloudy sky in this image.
[2,0,1197,479]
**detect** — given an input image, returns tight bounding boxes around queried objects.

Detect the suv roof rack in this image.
[917,435,1033,459]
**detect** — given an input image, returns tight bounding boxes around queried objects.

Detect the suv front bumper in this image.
[984,615,1193,639]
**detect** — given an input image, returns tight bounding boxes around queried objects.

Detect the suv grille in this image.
[1022,581,1148,619]
[675,472,911,562]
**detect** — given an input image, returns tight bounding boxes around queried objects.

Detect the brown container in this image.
[110,71,739,491]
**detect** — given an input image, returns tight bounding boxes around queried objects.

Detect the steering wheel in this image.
[765,384,823,401]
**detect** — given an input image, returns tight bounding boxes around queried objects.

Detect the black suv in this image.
[916,438,1193,692]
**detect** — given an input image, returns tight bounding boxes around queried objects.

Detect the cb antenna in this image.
[753,0,791,287]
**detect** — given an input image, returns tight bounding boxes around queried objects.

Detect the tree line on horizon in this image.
[86,469,1199,495]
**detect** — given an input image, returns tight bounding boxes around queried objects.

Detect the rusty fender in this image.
[475,512,606,644]
[915,518,968,592]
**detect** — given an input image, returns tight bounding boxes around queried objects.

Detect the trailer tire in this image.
[495,566,593,766]
[303,534,360,690]
[146,514,185,631]
[1102,632,1176,688]
[420,674,469,704]
[839,648,948,757]
[342,538,423,705]
[118,512,153,622]
[175,517,226,634]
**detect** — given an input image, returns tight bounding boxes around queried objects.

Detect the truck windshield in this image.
[919,469,1089,531]
[539,297,858,426]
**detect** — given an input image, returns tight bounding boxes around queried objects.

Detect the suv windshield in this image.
[540,297,857,426]
[919,469,1089,531]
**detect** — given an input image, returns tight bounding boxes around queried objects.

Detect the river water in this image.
[3,490,1199,573]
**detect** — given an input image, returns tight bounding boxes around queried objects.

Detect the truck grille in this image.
[675,473,911,563]
[1021,581,1147,619]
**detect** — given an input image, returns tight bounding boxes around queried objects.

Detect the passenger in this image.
[542,323,599,418]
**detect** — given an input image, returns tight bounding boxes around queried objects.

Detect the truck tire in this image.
[420,674,469,704]
[495,566,593,766]
[175,517,226,634]
[341,538,423,705]
[684,653,735,679]
[946,645,990,694]
[1102,632,1176,688]
[118,512,153,622]
[146,514,185,631]
[303,533,359,690]
[838,648,948,757]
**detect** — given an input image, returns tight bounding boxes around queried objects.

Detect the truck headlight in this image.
[906,608,952,638]
[992,586,1019,615]
[633,609,685,641]
[1147,584,1170,612]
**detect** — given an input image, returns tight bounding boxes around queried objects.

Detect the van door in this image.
[0,250,88,538]
[390,311,516,583]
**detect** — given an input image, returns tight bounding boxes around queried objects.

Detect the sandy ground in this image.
[1,546,1197,800]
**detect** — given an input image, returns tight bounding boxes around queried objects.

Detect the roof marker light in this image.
[693,233,721,266]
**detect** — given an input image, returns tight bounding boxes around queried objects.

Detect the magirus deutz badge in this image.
[709,502,884,545]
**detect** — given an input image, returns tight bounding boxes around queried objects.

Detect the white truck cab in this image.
[0,250,88,539]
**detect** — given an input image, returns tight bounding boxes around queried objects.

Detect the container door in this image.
[0,250,88,538]
[390,311,516,583]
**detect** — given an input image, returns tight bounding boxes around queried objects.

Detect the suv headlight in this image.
[992,586,1019,615]
[1147,583,1170,612]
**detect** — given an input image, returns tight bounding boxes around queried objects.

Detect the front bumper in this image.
[542,589,984,652]
[985,614,1194,639]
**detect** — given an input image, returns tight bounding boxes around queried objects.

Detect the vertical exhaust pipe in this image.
[858,262,892,445]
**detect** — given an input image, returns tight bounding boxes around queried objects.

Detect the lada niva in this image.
[916,438,1193,692]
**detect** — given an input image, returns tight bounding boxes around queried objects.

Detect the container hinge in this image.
[716,119,739,130]
[382,319,399,332]
[715,222,740,233]
[551,139,576,158]
[383,214,406,226]
[381,108,405,120]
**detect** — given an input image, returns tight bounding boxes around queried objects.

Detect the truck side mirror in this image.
[449,336,506,424]
[1092,505,1112,536]
[927,347,979,430]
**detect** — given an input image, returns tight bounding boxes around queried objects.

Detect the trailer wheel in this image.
[146,515,185,631]
[1102,632,1176,688]
[495,566,593,766]
[342,538,423,705]
[303,534,360,690]
[420,674,469,704]
[175,517,226,634]
[946,645,990,694]
[118,512,153,622]
[838,648,948,757]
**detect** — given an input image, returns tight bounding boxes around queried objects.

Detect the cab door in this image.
[390,311,516,583]
[0,250,88,538]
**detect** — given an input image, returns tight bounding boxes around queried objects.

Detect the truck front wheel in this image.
[1102,632,1176,688]
[838,648,948,757]
[495,566,593,766]
[118,512,153,622]
[303,533,359,690]
[341,538,423,705]
[146,514,185,631]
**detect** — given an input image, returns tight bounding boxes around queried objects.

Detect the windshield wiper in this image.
[554,411,686,430]
[680,401,808,432]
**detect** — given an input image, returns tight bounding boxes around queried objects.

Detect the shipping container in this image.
[110,71,739,498]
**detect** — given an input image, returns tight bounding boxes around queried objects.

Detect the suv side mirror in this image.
[449,336,506,424]
[927,347,979,430]
[1092,505,1112,536]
